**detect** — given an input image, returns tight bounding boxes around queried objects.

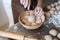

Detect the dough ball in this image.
[49,10,54,15]
[36,19,41,24]
[45,12,51,17]
[31,23,37,26]
[51,8,56,11]
[47,5,51,9]
[54,2,58,6]
[44,35,52,40]
[49,29,57,36]
[22,18,31,26]
[50,4,55,8]
[57,33,60,39]
[45,12,51,20]
[25,12,30,16]
[25,16,29,19]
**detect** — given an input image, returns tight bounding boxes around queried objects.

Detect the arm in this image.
[37,0,42,7]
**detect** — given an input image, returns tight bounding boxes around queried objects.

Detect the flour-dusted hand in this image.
[35,7,44,23]
[20,0,23,5]
[20,0,31,10]
[35,7,44,18]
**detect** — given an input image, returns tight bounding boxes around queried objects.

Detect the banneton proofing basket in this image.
[18,10,45,29]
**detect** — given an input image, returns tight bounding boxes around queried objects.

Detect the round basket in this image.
[18,10,45,29]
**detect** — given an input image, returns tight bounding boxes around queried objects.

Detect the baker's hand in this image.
[35,6,44,17]
[20,0,31,10]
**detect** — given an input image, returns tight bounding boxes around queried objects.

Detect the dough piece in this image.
[24,19,31,26]
[25,11,30,16]
[47,5,51,9]
[21,15,31,26]
[49,10,54,15]
[25,16,28,19]
[36,19,41,24]
[31,23,37,26]
[44,35,52,40]
[50,4,55,8]
[49,29,57,36]
[54,2,58,6]
[45,12,51,17]
[57,33,60,39]
[51,8,56,11]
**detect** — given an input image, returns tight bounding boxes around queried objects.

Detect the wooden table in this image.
[5,22,59,40]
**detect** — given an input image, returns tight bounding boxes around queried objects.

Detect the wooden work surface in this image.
[7,22,60,40]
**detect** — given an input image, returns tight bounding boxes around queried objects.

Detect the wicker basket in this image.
[18,10,45,29]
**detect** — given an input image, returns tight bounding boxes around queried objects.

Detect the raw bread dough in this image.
[49,29,57,36]
[44,35,52,40]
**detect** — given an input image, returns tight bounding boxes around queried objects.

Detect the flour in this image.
[47,4,60,28]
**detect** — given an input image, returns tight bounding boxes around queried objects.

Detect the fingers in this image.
[37,9,43,17]
[20,0,31,10]
[35,7,40,16]
[23,0,26,6]
[20,0,27,8]
[35,7,44,17]
[24,0,28,8]
[20,0,23,4]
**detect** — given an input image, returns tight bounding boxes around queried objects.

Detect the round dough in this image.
[50,4,55,8]
[36,19,41,24]
[44,35,52,40]
[57,33,60,39]
[31,23,37,26]
[54,2,58,6]
[49,29,57,36]
[49,10,54,15]
[47,5,51,9]
[51,8,56,11]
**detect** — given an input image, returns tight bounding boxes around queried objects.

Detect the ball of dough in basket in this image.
[31,23,37,26]
[36,19,41,24]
